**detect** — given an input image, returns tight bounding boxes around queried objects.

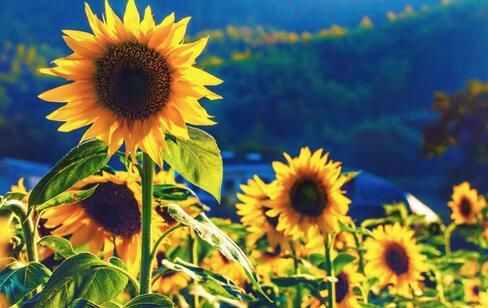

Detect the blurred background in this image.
[0,0,486,220]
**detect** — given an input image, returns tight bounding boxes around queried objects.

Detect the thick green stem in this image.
[139,153,155,294]
[290,241,301,307]
[149,223,184,263]
[325,234,336,308]
[7,200,38,262]
[443,224,452,256]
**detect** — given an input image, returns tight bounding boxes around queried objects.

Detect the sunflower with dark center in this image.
[42,172,146,272]
[266,147,351,241]
[334,265,363,308]
[463,278,481,303]
[236,175,292,251]
[364,223,427,296]
[38,0,222,166]
[448,182,486,225]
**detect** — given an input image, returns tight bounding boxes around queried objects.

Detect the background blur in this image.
[0,0,486,218]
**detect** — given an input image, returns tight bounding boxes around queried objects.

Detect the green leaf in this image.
[153,184,193,201]
[162,258,255,302]
[125,294,174,308]
[35,252,128,307]
[272,275,325,290]
[4,192,27,202]
[164,127,223,203]
[29,139,109,207]
[70,298,121,308]
[0,261,51,305]
[37,186,98,212]
[333,253,356,274]
[38,235,76,258]
[165,204,269,301]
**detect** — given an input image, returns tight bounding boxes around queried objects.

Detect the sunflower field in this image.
[0,1,487,307]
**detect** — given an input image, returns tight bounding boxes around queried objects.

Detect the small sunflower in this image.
[267,147,351,241]
[448,182,486,225]
[201,251,247,287]
[39,0,222,166]
[42,172,143,271]
[236,175,290,250]
[334,265,362,308]
[251,248,293,282]
[463,278,481,303]
[364,223,427,296]
[459,259,479,277]
[152,251,190,295]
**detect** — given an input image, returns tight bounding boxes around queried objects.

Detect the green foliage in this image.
[125,294,174,308]
[35,186,97,212]
[164,127,223,203]
[35,253,128,307]
[0,261,51,305]
[28,139,109,208]
[37,235,76,259]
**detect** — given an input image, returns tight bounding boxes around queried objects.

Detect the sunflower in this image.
[267,147,351,241]
[334,265,362,308]
[236,175,291,250]
[152,251,190,295]
[201,250,247,287]
[251,248,293,282]
[42,172,143,271]
[363,223,427,296]
[459,259,479,277]
[448,182,486,225]
[463,278,481,303]
[38,0,222,166]
[304,264,362,308]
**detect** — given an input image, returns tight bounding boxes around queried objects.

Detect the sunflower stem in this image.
[325,234,336,308]
[140,153,155,294]
[290,241,301,307]
[149,223,184,262]
[190,229,200,308]
[6,200,38,262]
[443,223,452,256]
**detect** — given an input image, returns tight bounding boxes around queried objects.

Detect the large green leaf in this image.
[162,258,254,302]
[125,294,174,308]
[153,184,193,201]
[36,186,98,212]
[165,204,269,301]
[333,253,356,274]
[38,235,76,258]
[69,298,121,308]
[29,139,109,207]
[35,252,128,307]
[0,261,51,305]
[164,127,223,203]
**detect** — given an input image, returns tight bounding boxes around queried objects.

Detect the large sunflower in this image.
[448,182,486,225]
[38,0,222,166]
[364,223,427,296]
[267,147,351,241]
[236,175,291,250]
[42,172,143,271]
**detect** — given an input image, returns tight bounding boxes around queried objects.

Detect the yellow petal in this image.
[183,67,223,86]
[123,0,140,35]
[140,6,155,35]
[38,81,92,102]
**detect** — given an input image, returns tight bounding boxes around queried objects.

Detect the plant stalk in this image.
[325,234,336,308]
[139,153,155,294]
[7,200,38,262]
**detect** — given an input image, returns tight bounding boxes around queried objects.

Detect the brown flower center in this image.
[385,243,409,275]
[81,181,141,237]
[335,272,350,303]
[472,286,480,296]
[156,205,177,225]
[290,177,327,216]
[95,42,171,122]
[460,198,472,217]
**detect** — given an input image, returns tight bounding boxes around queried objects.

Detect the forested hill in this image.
[0,0,487,199]
[1,0,439,45]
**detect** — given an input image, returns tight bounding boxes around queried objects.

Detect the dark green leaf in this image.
[4,192,27,202]
[166,204,269,301]
[164,127,223,203]
[29,139,109,207]
[162,258,254,302]
[38,235,76,258]
[0,261,51,305]
[153,184,193,201]
[35,252,128,307]
[125,294,174,308]
[333,253,356,274]
[37,186,97,212]
[70,298,121,308]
